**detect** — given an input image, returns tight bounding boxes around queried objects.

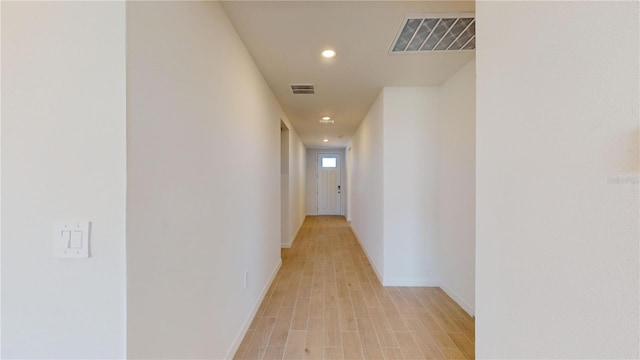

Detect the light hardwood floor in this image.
[234,216,475,360]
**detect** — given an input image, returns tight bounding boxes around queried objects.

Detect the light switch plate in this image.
[54,221,90,258]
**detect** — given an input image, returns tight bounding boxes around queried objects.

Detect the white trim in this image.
[281,235,294,248]
[225,258,282,359]
[350,225,438,287]
[341,225,476,318]
[382,279,440,287]
[281,219,304,249]
[440,284,475,317]
[349,225,384,285]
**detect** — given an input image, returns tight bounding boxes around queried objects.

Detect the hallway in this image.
[235,216,474,360]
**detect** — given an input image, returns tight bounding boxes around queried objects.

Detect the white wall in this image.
[346,145,353,221]
[438,59,476,315]
[383,87,440,286]
[350,87,444,286]
[476,1,639,358]
[305,150,317,215]
[281,127,290,246]
[350,78,476,307]
[349,92,385,280]
[1,2,126,358]
[306,148,346,216]
[282,121,306,248]
[288,127,306,246]
[126,2,288,358]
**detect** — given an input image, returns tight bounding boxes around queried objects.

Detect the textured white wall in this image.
[438,59,476,315]
[350,78,476,307]
[305,149,317,215]
[289,127,307,245]
[349,92,385,280]
[346,145,353,221]
[476,1,639,358]
[383,87,440,286]
[1,2,126,358]
[281,128,290,246]
[344,142,353,221]
[126,2,287,358]
[283,120,306,248]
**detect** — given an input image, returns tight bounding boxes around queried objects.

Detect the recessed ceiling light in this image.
[321,49,336,58]
[322,116,331,120]
[323,139,329,142]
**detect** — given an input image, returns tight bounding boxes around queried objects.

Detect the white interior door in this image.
[317,153,341,215]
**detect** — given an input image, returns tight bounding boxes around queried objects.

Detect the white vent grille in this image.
[390,14,475,53]
[290,84,315,95]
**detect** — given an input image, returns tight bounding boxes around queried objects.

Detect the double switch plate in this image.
[54,221,90,258]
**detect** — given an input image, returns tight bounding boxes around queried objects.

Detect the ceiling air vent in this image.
[290,84,315,95]
[390,14,475,53]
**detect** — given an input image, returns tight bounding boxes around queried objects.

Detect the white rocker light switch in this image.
[54,222,90,258]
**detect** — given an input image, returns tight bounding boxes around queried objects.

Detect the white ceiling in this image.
[222,1,475,148]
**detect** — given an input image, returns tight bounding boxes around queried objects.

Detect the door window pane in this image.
[322,158,337,168]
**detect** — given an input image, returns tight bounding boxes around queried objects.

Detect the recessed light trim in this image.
[323,139,329,142]
[321,49,336,58]
[322,116,331,120]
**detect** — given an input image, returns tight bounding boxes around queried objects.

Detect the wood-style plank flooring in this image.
[234,216,475,360]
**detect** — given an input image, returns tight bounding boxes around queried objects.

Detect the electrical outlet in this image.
[243,271,248,289]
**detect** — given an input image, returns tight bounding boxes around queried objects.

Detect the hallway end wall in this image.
[306,148,347,217]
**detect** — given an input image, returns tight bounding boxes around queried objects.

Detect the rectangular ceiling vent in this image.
[290,84,315,95]
[390,14,475,53]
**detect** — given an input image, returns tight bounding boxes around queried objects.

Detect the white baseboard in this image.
[440,283,475,317]
[225,258,282,359]
[345,225,476,318]
[281,238,294,249]
[349,225,384,285]
[382,279,440,287]
[350,226,436,287]
[284,228,297,248]
[281,219,304,248]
